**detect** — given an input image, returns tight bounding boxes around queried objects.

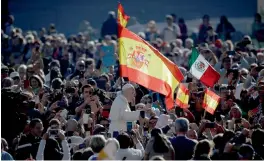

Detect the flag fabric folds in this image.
[203,88,220,115]
[175,83,189,108]
[189,48,220,87]
[118,25,184,110]
[98,140,118,160]
[117,3,130,27]
[248,107,259,118]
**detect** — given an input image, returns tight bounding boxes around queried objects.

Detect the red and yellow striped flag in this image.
[248,107,259,118]
[202,89,220,115]
[118,25,184,110]
[175,83,189,108]
[118,3,130,27]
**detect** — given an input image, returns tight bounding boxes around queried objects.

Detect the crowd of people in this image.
[1,9,264,160]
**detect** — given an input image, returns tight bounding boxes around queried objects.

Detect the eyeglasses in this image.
[12,76,20,80]
[149,121,157,124]
[27,71,34,74]
[84,90,93,94]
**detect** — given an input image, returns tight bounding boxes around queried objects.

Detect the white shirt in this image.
[115,142,144,160]
[109,94,140,135]
[36,139,70,161]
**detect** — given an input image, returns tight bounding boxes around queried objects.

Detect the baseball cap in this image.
[10,72,20,79]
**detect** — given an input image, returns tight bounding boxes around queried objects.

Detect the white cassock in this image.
[109,94,140,135]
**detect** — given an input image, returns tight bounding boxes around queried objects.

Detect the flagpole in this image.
[202,87,209,119]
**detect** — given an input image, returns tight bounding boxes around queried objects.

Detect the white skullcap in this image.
[122,83,134,91]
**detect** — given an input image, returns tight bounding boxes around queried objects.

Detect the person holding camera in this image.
[36,126,70,160]
[116,130,144,160]
[75,84,103,118]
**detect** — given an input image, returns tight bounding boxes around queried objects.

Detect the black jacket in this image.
[15,133,41,160]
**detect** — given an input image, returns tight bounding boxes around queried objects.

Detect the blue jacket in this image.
[170,136,197,160]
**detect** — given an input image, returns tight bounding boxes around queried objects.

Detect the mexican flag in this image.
[189,48,220,87]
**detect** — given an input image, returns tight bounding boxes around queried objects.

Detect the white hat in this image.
[68,136,84,149]
[10,72,19,79]
[122,83,134,91]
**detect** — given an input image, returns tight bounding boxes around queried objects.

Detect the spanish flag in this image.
[118,2,130,27]
[248,107,259,118]
[203,88,220,115]
[118,25,184,110]
[175,83,189,108]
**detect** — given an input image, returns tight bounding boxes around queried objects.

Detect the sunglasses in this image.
[27,70,34,74]
[149,121,157,124]
[12,76,20,80]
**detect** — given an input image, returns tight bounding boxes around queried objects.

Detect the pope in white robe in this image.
[109,84,140,135]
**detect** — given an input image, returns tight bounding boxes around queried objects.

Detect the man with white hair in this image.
[170,118,197,160]
[109,83,142,136]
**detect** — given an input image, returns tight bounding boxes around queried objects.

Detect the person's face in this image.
[30,78,39,88]
[33,61,41,70]
[230,108,241,119]
[187,130,198,140]
[166,18,173,25]
[19,69,26,80]
[126,88,136,102]
[149,118,158,128]
[83,87,93,99]
[185,41,192,49]
[207,29,213,36]
[240,71,248,82]
[203,18,209,24]
[100,120,109,129]
[77,62,85,71]
[31,122,43,137]
[250,67,258,77]
[87,64,95,73]
[136,104,145,110]
[63,51,70,60]
[12,76,20,85]
[223,59,231,69]
[257,55,264,63]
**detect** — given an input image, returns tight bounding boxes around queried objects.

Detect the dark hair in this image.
[239,144,255,160]
[44,138,63,160]
[117,133,131,149]
[50,67,62,83]
[49,118,61,126]
[178,18,185,24]
[100,74,109,82]
[93,126,106,135]
[251,128,264,147]
[254,13,262,22]
[213,134,224,150]
[220,15,228,24]
[29,118,42,128]
[203,14,210,20]
[223,130,235,143]
[81,84,93,93]
[194,139,211,158]
[81,149,94,160]
[49,60,60,69]
[151,128,170,153]
[51,78,63,90]
[85,58,95,68]
[1,77,14,88]
[73,151,83,160]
